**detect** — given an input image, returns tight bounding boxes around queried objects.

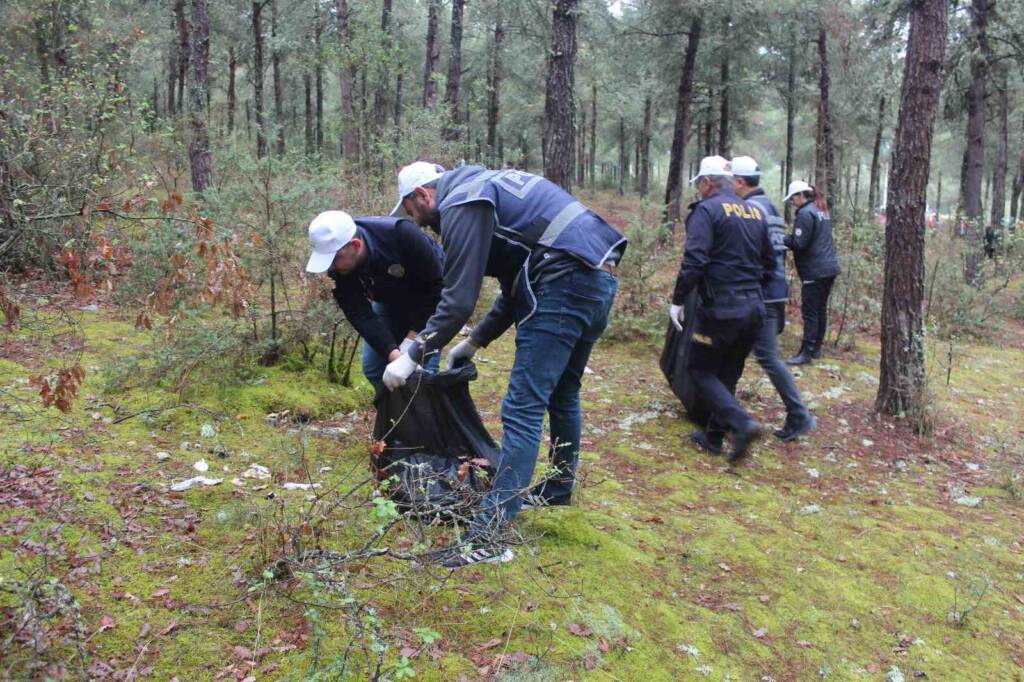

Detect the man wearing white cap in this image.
[782,181,840,365]
[731,157,815,442]
[305,209,443,391]
[383,160,626,568]
[670,155,775,463]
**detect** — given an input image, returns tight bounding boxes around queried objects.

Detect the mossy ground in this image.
[2,207,1024,680]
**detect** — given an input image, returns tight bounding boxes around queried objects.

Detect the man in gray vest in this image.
[382,161,626,568]
[731,156,815,442]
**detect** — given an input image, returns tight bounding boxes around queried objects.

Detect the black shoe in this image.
[429,539,515,569]
[810,347,822,359]
[690,430,724,456]
[728,422,763,463]
[773,414,817,442]
[786,351,813,366]
[521,491,571,510]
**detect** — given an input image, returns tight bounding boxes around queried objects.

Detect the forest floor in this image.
[2,197,1024,681]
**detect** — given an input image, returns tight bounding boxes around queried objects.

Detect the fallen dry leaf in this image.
[569,622,593,637]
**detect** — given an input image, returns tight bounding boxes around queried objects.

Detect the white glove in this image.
[398,337,416,354]
[382,353,417,390]
[446,339,478,369]
[669,304,685,332]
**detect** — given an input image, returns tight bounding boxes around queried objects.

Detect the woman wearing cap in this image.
[782,182,840,366]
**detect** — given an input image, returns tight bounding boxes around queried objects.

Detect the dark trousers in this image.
[799,276,835,353]
[753,302,810,420]
[685,291,764,438]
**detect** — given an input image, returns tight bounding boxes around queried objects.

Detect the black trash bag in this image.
[371,361,498,514]
[659,289,710,425]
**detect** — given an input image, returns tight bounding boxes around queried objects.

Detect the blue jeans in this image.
[361,302,440,392]
[753,302,810,421]
[472,268,619,533]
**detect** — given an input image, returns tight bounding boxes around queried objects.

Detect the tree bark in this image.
[577,110,587,184]
[1011,116,1024,223]
[188,0,213,194]
[304,72,314,155]
[815,27,836,206]
[543,0,578,190]
[444,0,466,139]
[990,66,1008,229]
[0,110,16,264]
[168,51,177,117]
[868,95,885,212]
[663,18,702,228]
[617,117,626,196]
[589,83,597,189]
[374,0,393,131]
[334,0,358,160]
[640,96,651,196]
[272,0,285,157]
[423,0,441,110]
[963,0,990,280]
[253,2,267,158]
[394,71,403,150]
[487,5,505,165]
[226,45,236,135]
[717,19,731,157]
[314,1,323,151]
[875,0,947,428]
[174,0,189,115]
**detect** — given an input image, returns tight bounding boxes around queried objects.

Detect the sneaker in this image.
[773,414,817,442]
[690,430,724,456]
[521,492,571,510]
[435,541,514,569]
[728,422,763,464]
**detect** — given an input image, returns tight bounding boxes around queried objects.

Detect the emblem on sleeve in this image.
[387,264,405,278]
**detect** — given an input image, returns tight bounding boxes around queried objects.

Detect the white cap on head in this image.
[730,155,762,177]
[306,210,357,273]
[390,161,446,217]
[690,155,733,183]
[784,180,813,202]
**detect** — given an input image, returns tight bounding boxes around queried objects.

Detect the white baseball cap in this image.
[731,155,762,177]
[390,161,446,217]
[690,155,733,183]
[306,210,357,273]
[784,180,813,202]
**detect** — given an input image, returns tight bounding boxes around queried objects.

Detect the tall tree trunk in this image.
[272,1,285,157]
[487,6,505,165]
[444,0,466,139]
[227,45,236,135]
[394,71,403,150]
[334,0,358,160]
[663,18,702,228]
[168,51,177,117]
[423,0,441,110]
[577,110,587,184]
[717,19,731,157]
[374,0,393,131]
[0,110,16,265]
[633,136,641,192]
[639,96,651,197]
[876,0,947,429]
[252,1,267,159]
[963,0,990,280]
[815,27,836,206]
[175,0,189,115]
[314,1,323,151]
[1011,116,1024,222]
[589,83,597,189]
[868,95,885,212]
[304,72,314,155]
[543,0,578,190]
[783,31,796,224]
[188,0,213,194]
[990,66,1008,229]
[617,117,626,196]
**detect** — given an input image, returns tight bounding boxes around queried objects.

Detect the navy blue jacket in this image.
[784,202,841,281]
[672,189,775,306]
[744,189,788,303]
[329,217,444,358]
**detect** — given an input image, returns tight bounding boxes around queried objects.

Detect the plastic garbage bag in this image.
[659,289,710,425]
[372,362,497,514]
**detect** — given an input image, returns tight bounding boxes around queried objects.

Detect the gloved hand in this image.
[669,304,685,332]
[382,353,417,390]
[446,339,478,369]
[398,337,416,354]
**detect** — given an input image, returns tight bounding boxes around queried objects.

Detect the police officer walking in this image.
[731,157,816,442]
[381,161,626,568]
[669,156,775,463]
[782,181,841,366]
[305,210,444,391]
